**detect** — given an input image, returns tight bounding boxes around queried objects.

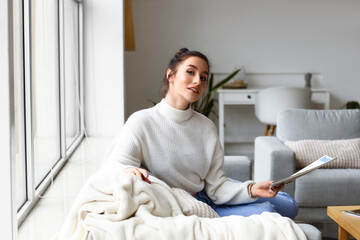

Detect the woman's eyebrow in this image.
[187,64,209,75]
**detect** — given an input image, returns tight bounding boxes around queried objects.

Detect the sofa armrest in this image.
[254,136,296,196]
[224,156,252,182]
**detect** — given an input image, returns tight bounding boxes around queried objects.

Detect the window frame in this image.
[0,0,17,238]
[17,0,84,226]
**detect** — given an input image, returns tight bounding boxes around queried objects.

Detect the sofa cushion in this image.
[284,138,360,168]
[294,169,360,207]
[277,109,360,142]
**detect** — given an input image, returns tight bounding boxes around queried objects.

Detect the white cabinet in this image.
[217,88,330,150]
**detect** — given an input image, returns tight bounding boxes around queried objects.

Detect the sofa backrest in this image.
[276,109,360,141]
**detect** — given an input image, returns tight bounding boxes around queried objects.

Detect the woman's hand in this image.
[123,167,151,184]
[251,181,284,198]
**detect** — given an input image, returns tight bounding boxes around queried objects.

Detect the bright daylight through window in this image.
[14,0,84,225]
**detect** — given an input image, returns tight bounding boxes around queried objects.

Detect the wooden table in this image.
[327,205,360,240]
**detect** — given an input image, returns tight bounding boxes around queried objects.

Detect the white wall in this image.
[125,0,360,117]
[83,0,125,136]
[124,0,360,155]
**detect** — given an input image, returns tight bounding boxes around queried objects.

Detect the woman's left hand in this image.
[251,181,284,198]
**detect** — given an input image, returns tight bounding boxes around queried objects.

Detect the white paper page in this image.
[270,155,337,188]
[292,155,335,176]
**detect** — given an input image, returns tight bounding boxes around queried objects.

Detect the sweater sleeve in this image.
[204,139,258,205]
[101,119,143,173]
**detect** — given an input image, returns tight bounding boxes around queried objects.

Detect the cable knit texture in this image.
[103,99,256,205]
[171,187,219,218]
[284,138,360,168]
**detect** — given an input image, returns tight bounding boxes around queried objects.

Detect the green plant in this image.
[192,69,240,117]
[342,101,360,109]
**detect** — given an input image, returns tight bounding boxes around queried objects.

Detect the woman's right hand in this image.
[123,167,151,184]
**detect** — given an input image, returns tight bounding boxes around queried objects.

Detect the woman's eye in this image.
[186,70,194,75]
[200,76,207,81]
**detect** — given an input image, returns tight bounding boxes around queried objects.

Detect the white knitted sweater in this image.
[103,99,256,205]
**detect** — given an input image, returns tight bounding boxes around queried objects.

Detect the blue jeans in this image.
[195,190,298,219]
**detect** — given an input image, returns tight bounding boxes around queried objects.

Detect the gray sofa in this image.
[224,155,253,182]
[254,109,360,236]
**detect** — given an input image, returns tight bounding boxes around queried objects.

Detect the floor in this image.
[17,137,113,240]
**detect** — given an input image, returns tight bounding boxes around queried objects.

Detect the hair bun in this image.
[175,48,189,58]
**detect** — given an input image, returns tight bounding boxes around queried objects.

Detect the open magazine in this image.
[343,209,360,217]
[270,155,337,189]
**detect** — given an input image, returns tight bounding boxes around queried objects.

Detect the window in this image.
[64,0,82,150]
[31,0,62,187]
[15,0,84,224]
[14,0,27,210]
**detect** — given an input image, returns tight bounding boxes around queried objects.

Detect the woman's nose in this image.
[193,75,200,84]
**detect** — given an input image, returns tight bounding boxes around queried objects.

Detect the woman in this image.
[105,48,298,218]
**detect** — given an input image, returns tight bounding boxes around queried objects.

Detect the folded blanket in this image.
[52,168,306,240]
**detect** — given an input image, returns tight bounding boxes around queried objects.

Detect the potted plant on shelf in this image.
[342,101,360,109]
[192,69,240,118]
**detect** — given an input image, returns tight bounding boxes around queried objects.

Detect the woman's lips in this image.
[188,87,199,93]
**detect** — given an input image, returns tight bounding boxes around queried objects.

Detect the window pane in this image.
[31,0,61,187]
[64,0,81,149]
[15,60,27,210]
[14,25,27,209]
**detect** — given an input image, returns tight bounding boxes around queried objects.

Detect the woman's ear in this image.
[166,68,174,83]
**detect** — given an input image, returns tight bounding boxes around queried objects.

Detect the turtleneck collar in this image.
[156,99,193,122]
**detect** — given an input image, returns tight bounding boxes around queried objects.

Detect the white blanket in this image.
[52,168,306,240]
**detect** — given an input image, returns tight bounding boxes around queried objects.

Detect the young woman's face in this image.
[167,56,209,109]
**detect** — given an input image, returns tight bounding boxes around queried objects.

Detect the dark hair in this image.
[162,48,210,96]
